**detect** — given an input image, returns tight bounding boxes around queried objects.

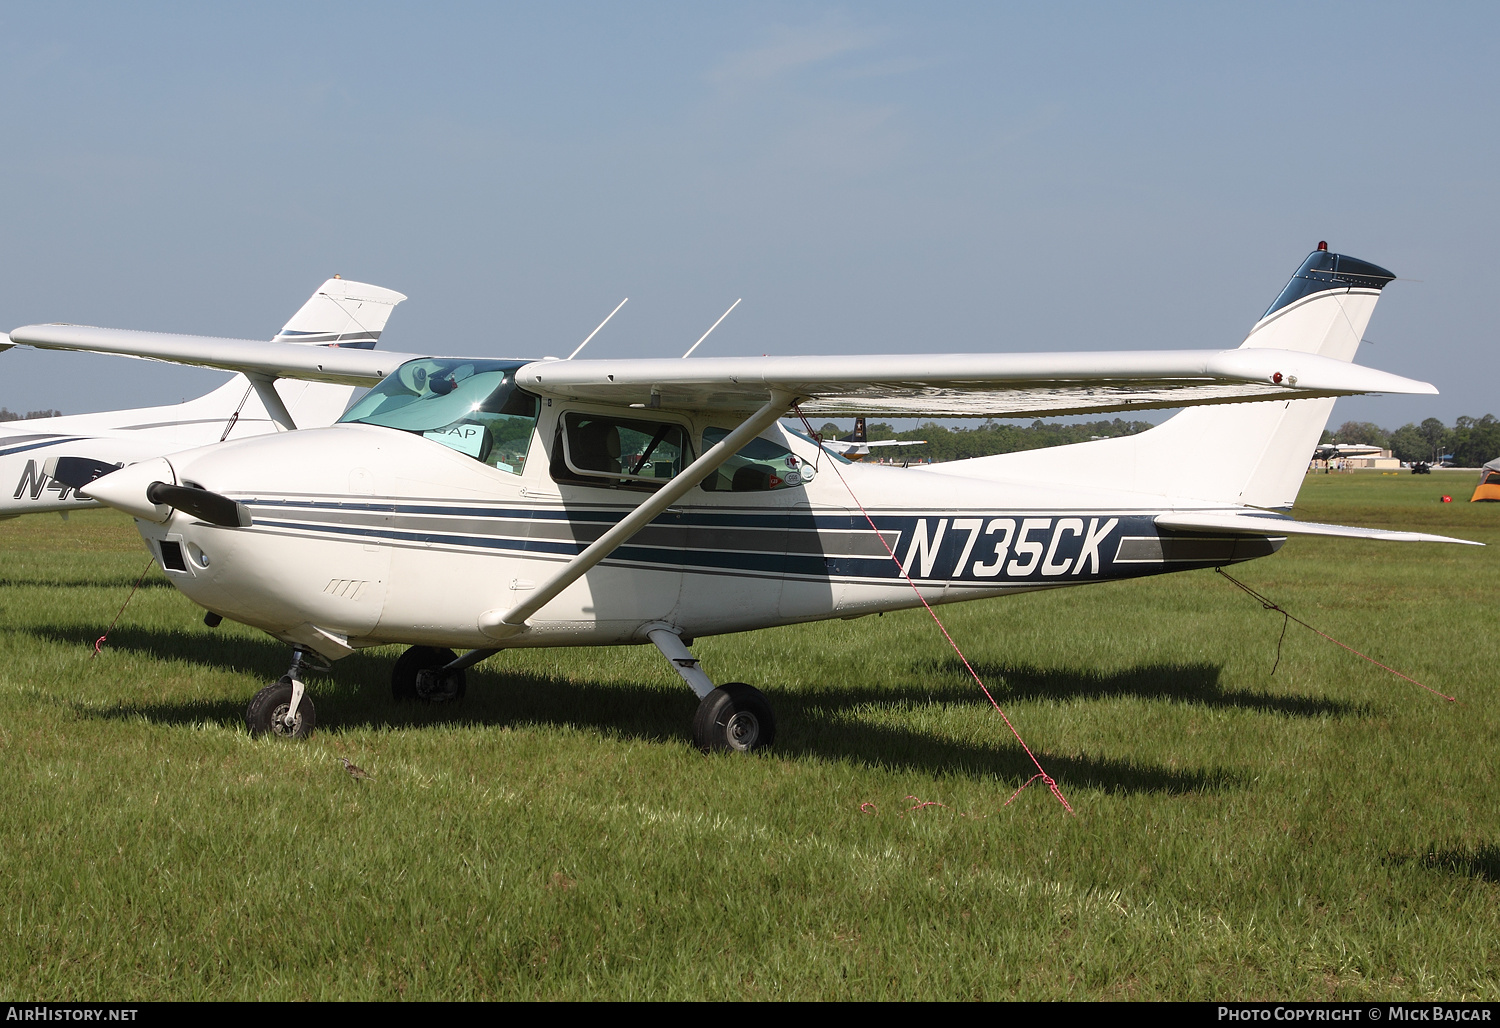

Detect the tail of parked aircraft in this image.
[244,277,408,431]
[84,277,408,441]
[841,417,869,443]
[953,244,1397,509]
[0,278,405,516]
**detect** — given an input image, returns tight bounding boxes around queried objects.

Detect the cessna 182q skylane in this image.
[9,245,1477,751]
[0,277,405,518]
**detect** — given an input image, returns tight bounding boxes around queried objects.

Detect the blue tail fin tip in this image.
[1263,248,1396,320]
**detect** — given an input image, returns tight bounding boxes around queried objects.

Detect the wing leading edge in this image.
[514,350,1436,418]
[7,324,423,385]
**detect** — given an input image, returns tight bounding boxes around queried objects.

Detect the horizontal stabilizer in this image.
[1155,511,1481,545]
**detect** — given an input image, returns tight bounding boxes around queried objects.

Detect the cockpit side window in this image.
[550,412,690,491]
[338,358,539,474]
[700,427,812,491]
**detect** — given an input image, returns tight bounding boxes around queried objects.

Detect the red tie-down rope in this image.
[92,556,157,658]
[794,408,1074,814]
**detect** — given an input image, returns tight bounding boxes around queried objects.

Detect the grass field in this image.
[1,470,1497,1000]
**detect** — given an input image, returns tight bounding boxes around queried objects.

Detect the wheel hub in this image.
[269,703,301,737]
[724,710,760,751]
[415,668,458,702]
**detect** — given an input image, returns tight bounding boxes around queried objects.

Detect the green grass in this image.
[1,470,1497,999]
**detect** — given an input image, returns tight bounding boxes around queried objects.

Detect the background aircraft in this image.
[1311,442,1385,461]
[13,246,1476,753]
[0,279,404,519]
[822,417,928,460]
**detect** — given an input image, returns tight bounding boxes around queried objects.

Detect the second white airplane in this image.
[0,277,405,519]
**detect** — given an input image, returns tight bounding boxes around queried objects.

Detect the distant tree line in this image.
[1320,415,1500,466]
[0,408,62,422]
[815,418,1155,462]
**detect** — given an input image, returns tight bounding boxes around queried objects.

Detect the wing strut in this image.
[478,389,799,640]
[248,375,297,431]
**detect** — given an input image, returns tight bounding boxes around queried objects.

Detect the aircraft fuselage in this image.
[120,408,1284,657]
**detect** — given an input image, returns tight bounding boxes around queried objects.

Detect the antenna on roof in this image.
[567,298,628,360]
[682,298,741,358]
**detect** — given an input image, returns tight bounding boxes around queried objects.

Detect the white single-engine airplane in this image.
[8,244,1478,751]
[823,417,927,460]
[0,278,405,518]
[1312,442,1386,461]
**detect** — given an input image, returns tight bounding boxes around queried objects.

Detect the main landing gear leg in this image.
[647,627,776,754]
[246,646,318,739]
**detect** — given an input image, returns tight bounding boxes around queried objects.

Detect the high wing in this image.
[7,327,1435,419]
[6,324,423,386]
[513,350,1435,417]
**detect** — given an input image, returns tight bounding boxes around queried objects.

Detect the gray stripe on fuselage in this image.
[246,502,899,558]
[1114,535,1281,563]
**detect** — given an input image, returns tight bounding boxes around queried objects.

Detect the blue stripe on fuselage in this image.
[0,436,86,459]
[240,498,1284,585]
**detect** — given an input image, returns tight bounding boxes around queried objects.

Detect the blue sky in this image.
[2,2,1495,429]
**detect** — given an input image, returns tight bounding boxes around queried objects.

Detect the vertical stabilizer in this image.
[272,278,407,348]
[262,279,407,430]
[948,246,1398,508]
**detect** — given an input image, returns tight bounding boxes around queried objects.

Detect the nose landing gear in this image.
[246,647,319,739]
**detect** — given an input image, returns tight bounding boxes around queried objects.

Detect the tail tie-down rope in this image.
[795,407,1075,815]
[92,556,157,658]
[1215,567,1456,703]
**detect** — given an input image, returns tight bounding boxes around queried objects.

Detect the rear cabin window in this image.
[700,427,812,492]
[551,412,690,490]
[338,358,539,474]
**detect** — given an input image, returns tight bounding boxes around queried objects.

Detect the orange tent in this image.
[1472,458,1500,502]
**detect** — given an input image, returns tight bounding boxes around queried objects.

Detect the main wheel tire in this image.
[391,646,467,703]
[692,682,775,753]
[245,676,316,739]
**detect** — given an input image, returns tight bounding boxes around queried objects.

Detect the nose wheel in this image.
[246,676,316,739]
[246,646,322,739]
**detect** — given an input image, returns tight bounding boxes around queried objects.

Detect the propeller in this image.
[144,482,251,528]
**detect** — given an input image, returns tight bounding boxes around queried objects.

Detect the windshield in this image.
[339,358,539,473]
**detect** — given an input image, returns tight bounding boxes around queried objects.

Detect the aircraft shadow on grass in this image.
[1403,844,1500,885]
[0,573,176,591]
[39,622,1241,795]
[918,658,1368,719]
